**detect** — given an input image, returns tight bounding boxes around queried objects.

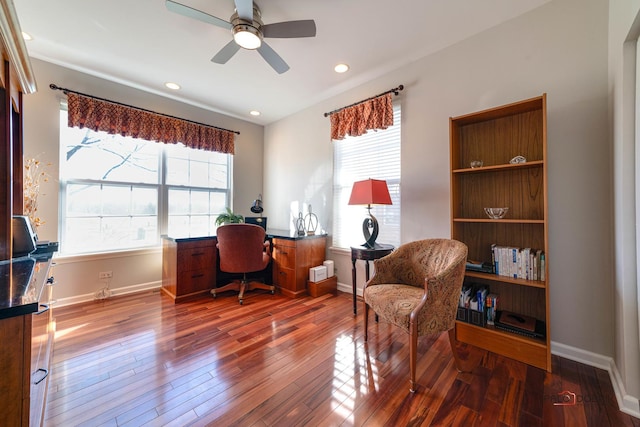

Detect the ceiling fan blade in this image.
[234,0,254,21]
[166,0,232,30]
[211,40,241,64]
[263,20,316,38]
[257,42,290,74]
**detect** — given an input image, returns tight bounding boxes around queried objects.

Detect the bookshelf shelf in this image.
[464,271,547,289]
[450,94,551,372]
[453,218,545,224]
[453,160,544,174]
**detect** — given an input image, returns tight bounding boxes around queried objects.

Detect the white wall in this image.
[22,59,265,303]
[609,0,640,414]
[265,0,640,410]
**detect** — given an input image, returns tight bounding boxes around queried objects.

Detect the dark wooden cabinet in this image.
[0,2,37,259]
[272,235,326,298]
[162,237,217,302]
[0,258,55,427]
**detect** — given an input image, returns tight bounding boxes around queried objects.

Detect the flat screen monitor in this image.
[245,216,267,230]
[12,215,37,258]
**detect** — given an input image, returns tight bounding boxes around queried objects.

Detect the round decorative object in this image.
[470,160,483,168]
[304,205,319,235]
[509,155,527,164]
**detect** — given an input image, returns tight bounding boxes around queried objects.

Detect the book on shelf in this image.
[494,310,546,339]
[491,244,545,281]
[457,285,498,328]
[486,293,498,325]
[465,260,494,273]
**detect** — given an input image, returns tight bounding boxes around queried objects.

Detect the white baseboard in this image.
[551,341,640,418]
[53,281,161,307]
[337,281,354,295]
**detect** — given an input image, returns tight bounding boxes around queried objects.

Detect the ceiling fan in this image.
[166,0,317,74]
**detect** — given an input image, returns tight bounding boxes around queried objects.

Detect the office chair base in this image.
[211,279,275,304]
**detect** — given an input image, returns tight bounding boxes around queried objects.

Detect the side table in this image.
[351,244,394,315]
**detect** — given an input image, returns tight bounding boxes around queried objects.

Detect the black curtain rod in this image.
[49,83,240,135]
[323,84,404,117]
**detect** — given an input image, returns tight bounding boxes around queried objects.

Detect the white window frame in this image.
[332,103,401,249]
[58,109,232,255]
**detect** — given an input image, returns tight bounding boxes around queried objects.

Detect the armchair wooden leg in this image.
[409,315,418,393]
[448,328,465,373]
[409,323,418,393]
[364,301,369,342]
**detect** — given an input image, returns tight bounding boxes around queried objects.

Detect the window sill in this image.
[53,246,161,264]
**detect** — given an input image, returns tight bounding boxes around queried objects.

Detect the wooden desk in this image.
[162,231,327,302]
[162,236,217,302]
[271,232,327,298]
[351,244,394,315]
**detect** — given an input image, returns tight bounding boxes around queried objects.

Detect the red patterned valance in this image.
[329,92,394,141]
[66,92,235,154]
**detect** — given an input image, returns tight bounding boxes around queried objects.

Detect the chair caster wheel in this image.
[271,289,275,295]
[212,293,217,299]
[239,300,243,305]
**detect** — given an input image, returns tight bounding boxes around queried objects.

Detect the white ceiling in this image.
[14,0,550,125]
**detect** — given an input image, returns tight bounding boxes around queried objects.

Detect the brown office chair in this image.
[363,238,468,392]
[212,223,274,305]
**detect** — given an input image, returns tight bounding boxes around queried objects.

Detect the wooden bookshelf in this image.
[450,94,551,372]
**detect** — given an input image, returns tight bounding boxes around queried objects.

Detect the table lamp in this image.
[250,194,263,214]
[348,179,392,248]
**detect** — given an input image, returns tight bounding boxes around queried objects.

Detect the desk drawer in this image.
[273,242,296,269]
[177,268,214,294]
[177,246,215,272]
[274,265,295,291]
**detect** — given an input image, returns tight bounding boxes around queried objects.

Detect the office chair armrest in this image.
[263,240,272,256]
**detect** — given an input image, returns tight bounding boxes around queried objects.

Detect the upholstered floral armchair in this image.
[363,238,468,392]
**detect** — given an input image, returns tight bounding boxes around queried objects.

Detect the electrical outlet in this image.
[98,271,113,279]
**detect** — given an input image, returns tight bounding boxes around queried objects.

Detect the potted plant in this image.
[215,207,244,226]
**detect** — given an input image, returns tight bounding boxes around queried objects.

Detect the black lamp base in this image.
[361,211,379,249]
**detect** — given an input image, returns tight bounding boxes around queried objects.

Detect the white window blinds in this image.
[332,104,401,249]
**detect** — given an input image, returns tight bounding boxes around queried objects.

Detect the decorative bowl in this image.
[484,207,509,219]
[470,160,483,168]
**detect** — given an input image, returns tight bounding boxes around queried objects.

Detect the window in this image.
[332,104,401,249]
[59,110,231,254]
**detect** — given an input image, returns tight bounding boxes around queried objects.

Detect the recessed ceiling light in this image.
[250,110,261,116]
[165,82,180,90]
[22,32,32,41]
[334,63,349,73]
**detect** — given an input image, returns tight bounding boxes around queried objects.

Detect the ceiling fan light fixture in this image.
[233,25,262,50]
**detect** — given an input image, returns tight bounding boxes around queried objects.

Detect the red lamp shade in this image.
[348,179,392,206]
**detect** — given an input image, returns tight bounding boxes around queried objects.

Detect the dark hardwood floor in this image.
[44,289,640,426]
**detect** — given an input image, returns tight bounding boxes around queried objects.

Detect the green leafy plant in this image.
[215,207,244,226]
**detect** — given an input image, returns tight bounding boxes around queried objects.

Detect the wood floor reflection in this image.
[45,289,639,426]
